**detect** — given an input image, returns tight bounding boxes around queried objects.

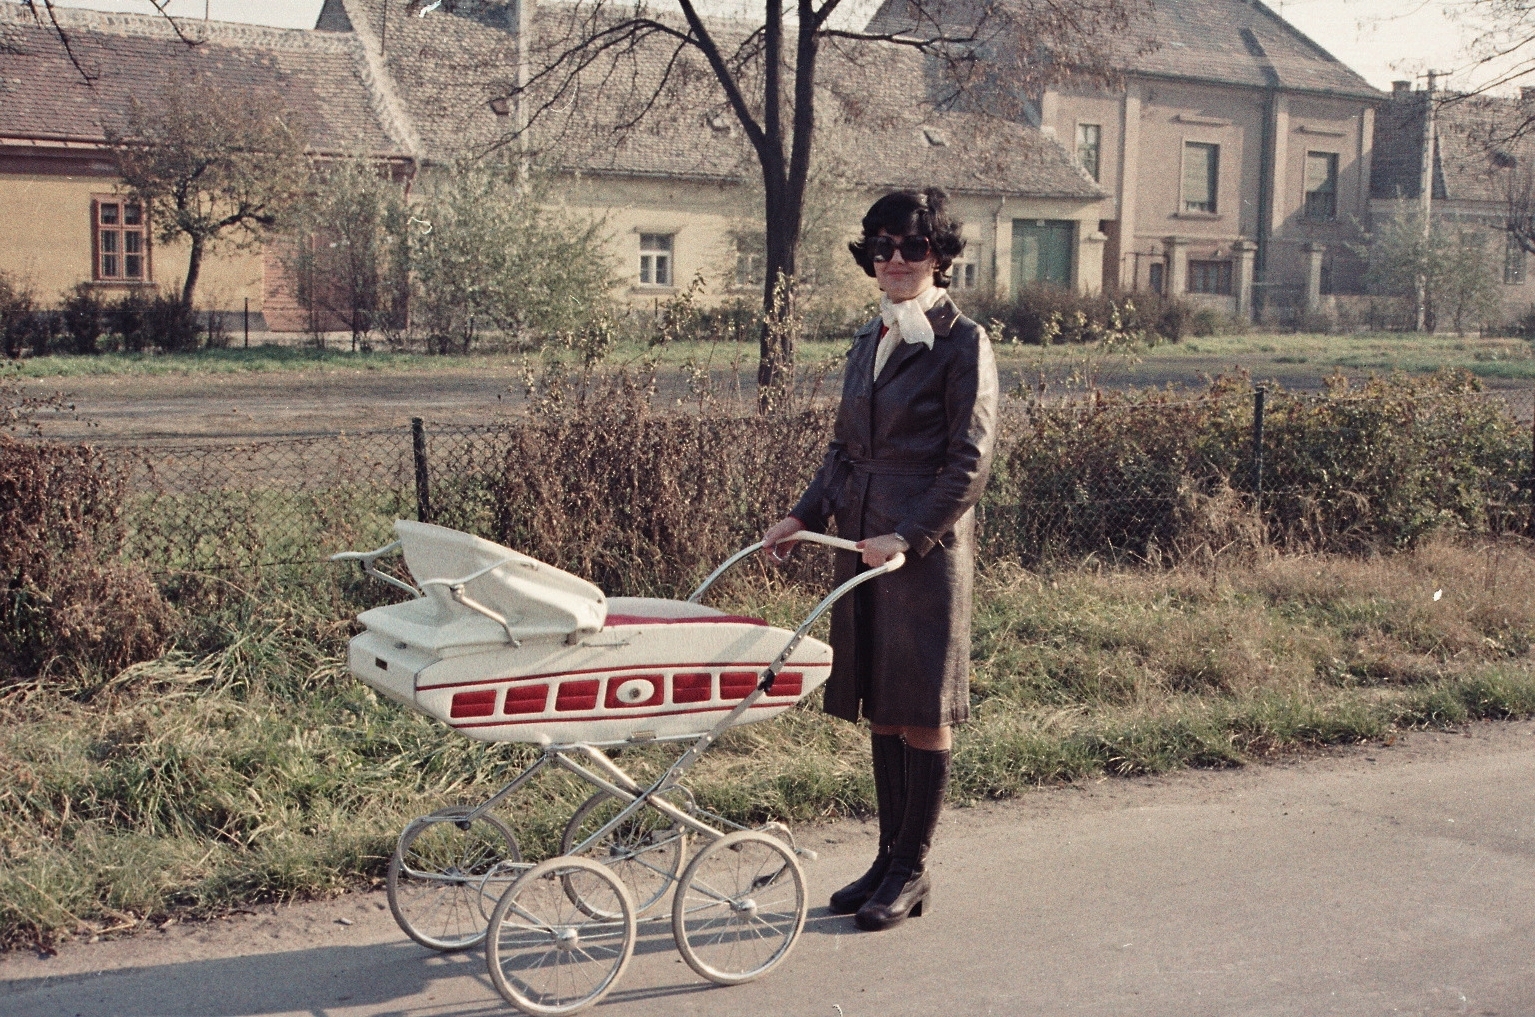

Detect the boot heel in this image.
[911,893,929,918]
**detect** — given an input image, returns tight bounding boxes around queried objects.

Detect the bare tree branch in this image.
[19,0,204,87]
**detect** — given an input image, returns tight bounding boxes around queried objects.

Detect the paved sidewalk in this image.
[5,721,1534,1017]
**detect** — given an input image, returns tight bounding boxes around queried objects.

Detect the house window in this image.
[93,197,149,281]
[638,233,673,286]
[735,249,762,288]
[1304,152,1339,220]
[1505,234,1526,285]
[950,259,978,289]
[1182,142,1218,213]
[1188,260,1232,295]
[1076,123,1101,182]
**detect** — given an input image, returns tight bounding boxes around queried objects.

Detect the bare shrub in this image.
[441,367,835,596]
[985,370,1530,563]
[0,437,177,683]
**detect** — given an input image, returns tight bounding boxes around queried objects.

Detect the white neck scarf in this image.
[875,285,946,378]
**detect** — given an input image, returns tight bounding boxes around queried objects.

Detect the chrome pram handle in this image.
[686,530,902,604]
[686,530,906,695]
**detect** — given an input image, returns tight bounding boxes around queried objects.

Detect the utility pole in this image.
[516,0,532,183]
[1416,71,1437,332]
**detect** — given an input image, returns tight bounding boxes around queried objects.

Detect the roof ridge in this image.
[333,0,425,159]
[0,3,356,52]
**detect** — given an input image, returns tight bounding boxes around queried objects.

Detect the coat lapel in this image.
[873,293,958,390]
[848,316,880,399]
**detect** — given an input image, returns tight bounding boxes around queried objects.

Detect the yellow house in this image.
[0,6,411,329]
[1,2,1113,330]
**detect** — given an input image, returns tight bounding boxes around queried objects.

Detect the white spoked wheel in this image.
[387,805,522,952]
[671,829,807,985]
[487,856,637,1016]
[561,791,687,918]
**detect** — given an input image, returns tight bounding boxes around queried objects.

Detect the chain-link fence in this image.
[86,384,1535,580]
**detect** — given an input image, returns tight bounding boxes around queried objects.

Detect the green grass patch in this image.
[12,339,857,380]
[6,539,1535,952]
[1011,331,1535,386]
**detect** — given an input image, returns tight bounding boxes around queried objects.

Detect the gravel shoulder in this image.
[27,352,1528,444]
[5,719,1534,1016]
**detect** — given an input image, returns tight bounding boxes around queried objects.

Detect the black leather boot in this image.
[829,733,907,913]
[855,745,949,931]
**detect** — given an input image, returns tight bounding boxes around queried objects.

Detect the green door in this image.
[1011,219,1075,291]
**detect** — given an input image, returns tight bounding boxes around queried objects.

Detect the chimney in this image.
[1392,80,1412,95]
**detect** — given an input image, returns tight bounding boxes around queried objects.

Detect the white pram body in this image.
[347,521,833,745]
[331,520,903,1015]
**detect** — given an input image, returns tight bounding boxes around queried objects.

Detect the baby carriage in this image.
[333,520,904,1014]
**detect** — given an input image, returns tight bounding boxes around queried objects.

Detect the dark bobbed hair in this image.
[848,188,967,287]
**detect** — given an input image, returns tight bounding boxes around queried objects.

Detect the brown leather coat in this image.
[790,294,998,727]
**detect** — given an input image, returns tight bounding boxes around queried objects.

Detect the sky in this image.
[24,0,1535,95]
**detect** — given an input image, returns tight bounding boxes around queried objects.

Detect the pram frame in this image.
[337,530,900,1013]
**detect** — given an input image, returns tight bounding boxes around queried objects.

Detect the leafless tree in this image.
[486,0,1148,400]
[105,78,310,309]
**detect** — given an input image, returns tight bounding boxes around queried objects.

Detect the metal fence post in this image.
[412,417,432,524]
[1251,386,1266,508]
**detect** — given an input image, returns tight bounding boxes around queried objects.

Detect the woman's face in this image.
[872,229,938,303]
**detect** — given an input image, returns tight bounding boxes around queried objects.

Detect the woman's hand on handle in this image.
[762,516,806,564]
[857,533,908,568]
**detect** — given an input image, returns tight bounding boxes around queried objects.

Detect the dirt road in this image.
[5,720,1533,1016]
[34,351,1527,444]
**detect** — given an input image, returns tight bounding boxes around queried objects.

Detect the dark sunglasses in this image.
[868,235,933,263]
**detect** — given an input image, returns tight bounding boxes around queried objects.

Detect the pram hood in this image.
[389,520,607,648]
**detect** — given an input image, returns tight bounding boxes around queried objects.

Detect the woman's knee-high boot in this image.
[829,733,907,913]
[854,745,949,931]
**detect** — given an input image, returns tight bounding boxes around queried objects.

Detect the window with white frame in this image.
[1304,152,1339,220]
[949,258,978,290]
[1182,142,1219,214]
[1506,233,1527,285]
[1076,123,1101,182]
[638,233,673,286]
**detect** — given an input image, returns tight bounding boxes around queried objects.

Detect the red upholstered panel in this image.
[504,683,549,715]
[604,614,768,628]
[765,672,803,698]
[555,679,601,712]
[450,689,497,718]
[672,672,712,704]
[719,671,758,700]
[604,674,663,709]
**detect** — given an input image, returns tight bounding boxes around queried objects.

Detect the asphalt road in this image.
[5,721,1534,1017]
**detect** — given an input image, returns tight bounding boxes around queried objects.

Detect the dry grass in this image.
[5,538,1535,953]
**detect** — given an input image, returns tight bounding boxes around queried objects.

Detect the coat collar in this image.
[869,293,961,389]
[925,293,959,338]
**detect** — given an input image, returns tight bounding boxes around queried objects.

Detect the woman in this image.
[762,188,998,932]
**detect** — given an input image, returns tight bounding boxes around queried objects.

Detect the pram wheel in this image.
[671,829,807,985]
[388,805,522,952]
[487,856,637,1016]
[560,790,688,917]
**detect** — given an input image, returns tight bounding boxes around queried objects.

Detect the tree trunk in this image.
[755,8,819,410]
[181,235,204,309]
[757,186,800,406]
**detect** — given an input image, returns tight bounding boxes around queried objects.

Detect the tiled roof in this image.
[866,0,1381,100]
[1371,89,1534,206]
[322,0,1103,199]
[0,5,404,154]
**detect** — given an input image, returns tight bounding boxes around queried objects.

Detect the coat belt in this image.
[820,452,942,520]
[848,457,944,476]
